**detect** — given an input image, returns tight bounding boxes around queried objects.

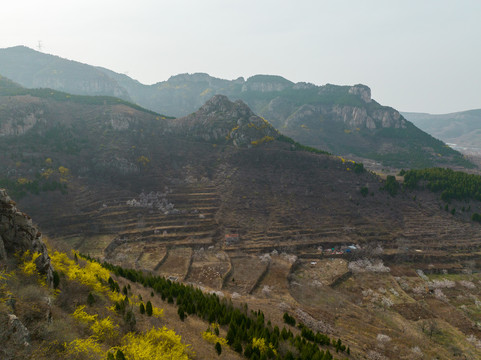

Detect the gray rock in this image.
[7,314,30,346]
[0,189,55,288]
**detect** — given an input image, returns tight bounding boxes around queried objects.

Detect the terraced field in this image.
[185,249,231,289]
[223,255,269,294]
[38,183,222,278]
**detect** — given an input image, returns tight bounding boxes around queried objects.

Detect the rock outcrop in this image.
[167,95,279,147]
[6,314,30,347]
[0,189,54,287]
[348,84,371,103]
[0,96,45,137]
[241,75,293,93]
[283,103,406,131]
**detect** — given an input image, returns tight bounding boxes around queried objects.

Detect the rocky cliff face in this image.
[0,96,44,136]
[0,189,54,287]
[275,102,406,131]
[241,75,293,93]
[348,84,371,103]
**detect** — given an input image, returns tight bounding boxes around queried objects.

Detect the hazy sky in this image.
[1,0,480,114]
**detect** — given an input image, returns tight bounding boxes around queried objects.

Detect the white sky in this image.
[1,0,480,114]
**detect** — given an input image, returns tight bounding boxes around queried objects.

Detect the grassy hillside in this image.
[0,75,167,117]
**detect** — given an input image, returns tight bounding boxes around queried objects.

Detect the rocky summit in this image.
[166,95,279,147]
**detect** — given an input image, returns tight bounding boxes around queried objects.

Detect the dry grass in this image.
[223,255,267,294]
[185,249,230,289]
[156,247,193,280]
[137,245,167,271]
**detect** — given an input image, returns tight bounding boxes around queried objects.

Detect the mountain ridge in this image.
[403,109,481,156]
[0,46,131,100]
[0,45,472,169]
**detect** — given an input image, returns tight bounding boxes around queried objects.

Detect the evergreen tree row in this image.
[402,167,481,202]
[81,254,350,360]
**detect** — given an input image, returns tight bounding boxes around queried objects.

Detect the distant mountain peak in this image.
[197,94,252,116]
[242,74,294,92]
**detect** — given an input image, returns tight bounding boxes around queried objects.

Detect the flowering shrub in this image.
[434,288,449,302]
[50,250,110,293]
[459,280,476,289]
[430,279,455,289]
[20,250,41,275]
[72,305,119,341]
[202,324,228,347]
[0,270,13,303]
[73,305,98,324]
[252,337,277,356]
[152,306,164,319]
[348,259,390,273]
[251,136,274,146]
[90,316,119,341]
[65,337,104,359]
[120,327,193,360]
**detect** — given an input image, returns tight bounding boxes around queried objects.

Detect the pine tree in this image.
[115,350,126,360]
[53,270,60,289]
[87,292,95,306]
[146,300,153,316]
[215,342,222,356]
[124,309,136,331]
[139,302,145,315]
[178,306,185,321]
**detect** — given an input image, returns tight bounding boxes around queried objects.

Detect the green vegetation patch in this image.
[277,134,331,155]
[0,177,66,199]
[403,167,481,202]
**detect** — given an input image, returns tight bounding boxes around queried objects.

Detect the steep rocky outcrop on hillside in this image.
[0,189,54,287]
[167,95,279,147]
[0,96,45,136]
[279,101,406,131]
